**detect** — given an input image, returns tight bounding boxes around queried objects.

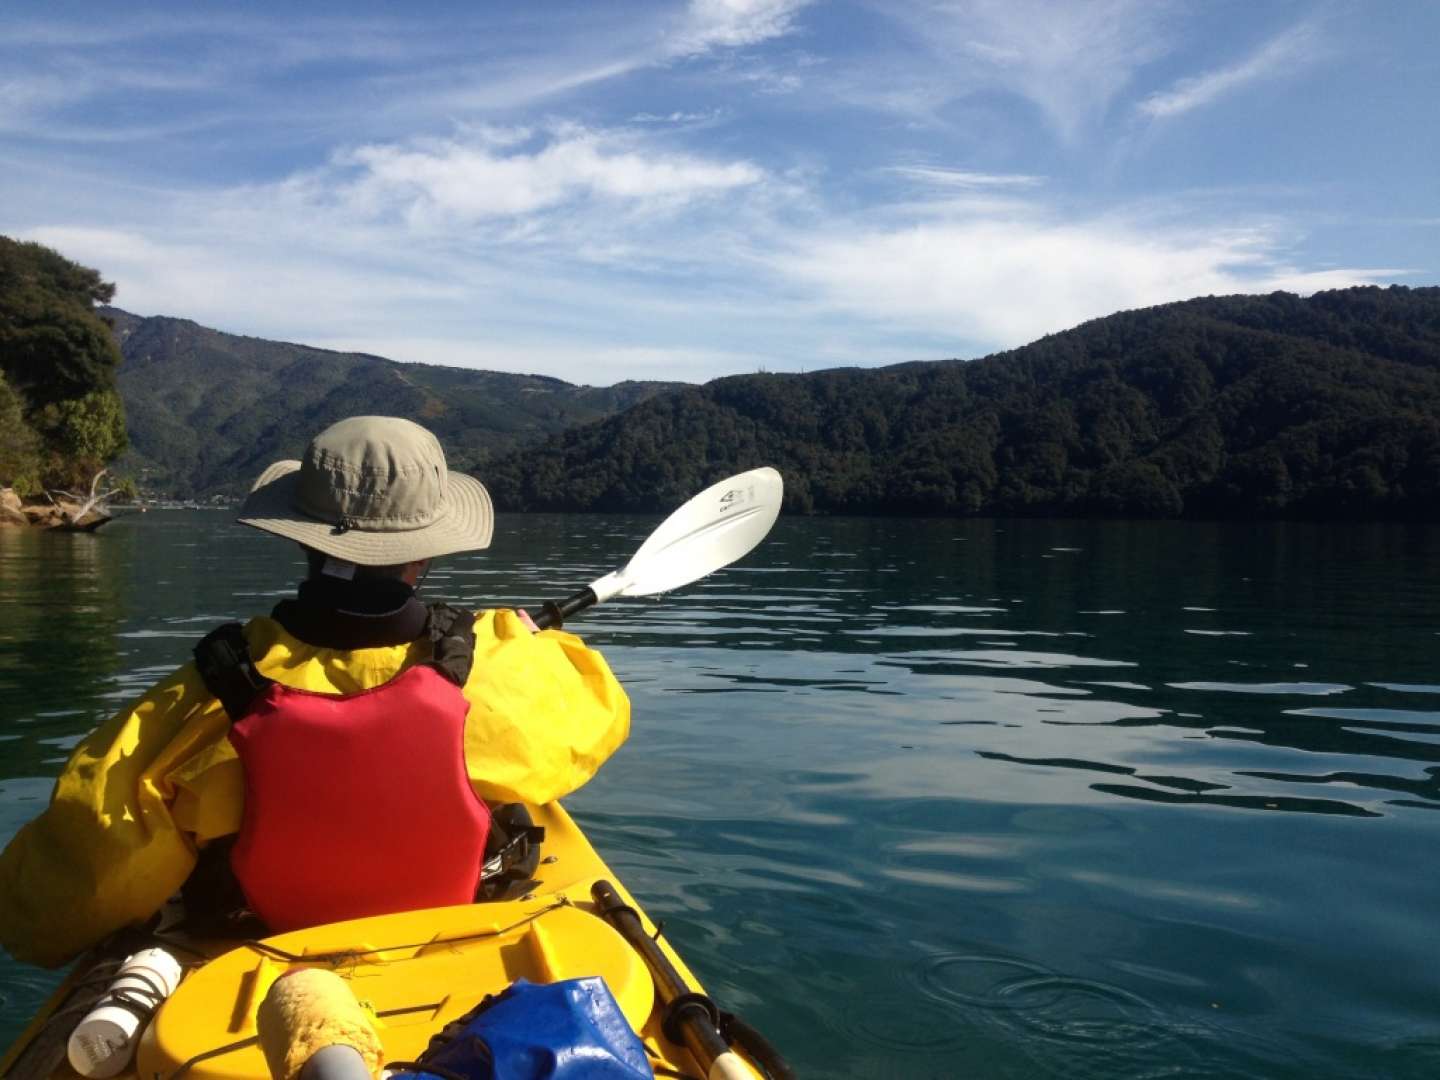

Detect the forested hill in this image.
[105,310,683,497]
[480,286,1440,518]
[1,238,128,498]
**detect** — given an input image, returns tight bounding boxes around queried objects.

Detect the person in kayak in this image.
[0,416,630,968]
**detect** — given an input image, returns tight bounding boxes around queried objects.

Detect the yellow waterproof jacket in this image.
[0,610,629,968]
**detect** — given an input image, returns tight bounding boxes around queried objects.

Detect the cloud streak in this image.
[884,0,1176,140]
[1139,22,1323,119]
[669,0,813,55]
[768,206,1400,349]
[177,120,778,258]
[888,167,1044,190]
[332,126,764,226]
[0,4,811,147]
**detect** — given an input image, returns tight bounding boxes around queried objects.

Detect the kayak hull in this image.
[1,802,757,1080]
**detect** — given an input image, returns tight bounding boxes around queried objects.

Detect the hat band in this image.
[294,493,448,533]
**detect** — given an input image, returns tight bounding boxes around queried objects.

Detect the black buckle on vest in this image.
[479,824,546,882]
[194,623,274,720]
[424,603,478,687]
[476,804,546,901]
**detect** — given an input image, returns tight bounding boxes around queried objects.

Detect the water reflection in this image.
[0,528,127,776]
[3,512,1440,1077]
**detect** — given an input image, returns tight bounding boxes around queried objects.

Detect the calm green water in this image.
[3,511,1439,1078]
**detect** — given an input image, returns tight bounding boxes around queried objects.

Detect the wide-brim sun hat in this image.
[237,416,493,565]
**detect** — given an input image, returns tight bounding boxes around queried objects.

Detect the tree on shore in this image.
[0,237,128,494]
[0,371,42,490]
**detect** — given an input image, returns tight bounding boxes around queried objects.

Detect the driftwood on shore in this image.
[49,511,111,532]
[1,472,116,531]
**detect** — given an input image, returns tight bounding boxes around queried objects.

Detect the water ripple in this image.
[915,953,1184,1080]
[1169,681,1352,695]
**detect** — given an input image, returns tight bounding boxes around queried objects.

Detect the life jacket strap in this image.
[423,603,477,687]
[194,623,275,720]
[194,603,477,719]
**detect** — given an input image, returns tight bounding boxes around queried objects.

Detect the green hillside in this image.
[1,238,127,495]
[479,286,1440,519]
[106,310,682,497]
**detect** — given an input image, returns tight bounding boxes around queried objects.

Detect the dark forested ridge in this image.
[480,286,1440,518]
[105,309,683,496]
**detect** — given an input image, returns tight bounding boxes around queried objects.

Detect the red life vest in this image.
[197,606,491,931]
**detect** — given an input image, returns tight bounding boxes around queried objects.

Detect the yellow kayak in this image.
[0,803,785,1080]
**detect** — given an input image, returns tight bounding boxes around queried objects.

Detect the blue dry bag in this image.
[389,977,654,1080]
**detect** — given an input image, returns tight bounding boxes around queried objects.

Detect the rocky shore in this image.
[0,488,111,531]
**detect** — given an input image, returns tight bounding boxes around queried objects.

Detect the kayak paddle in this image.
[593,879,774,1080]
[531,466,783,629]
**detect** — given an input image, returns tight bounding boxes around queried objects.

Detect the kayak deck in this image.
[2,802,761,1080]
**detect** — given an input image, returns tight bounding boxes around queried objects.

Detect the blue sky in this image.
[3,1,1436,383]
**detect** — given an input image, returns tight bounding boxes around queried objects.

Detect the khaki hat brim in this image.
[236,460,494,564]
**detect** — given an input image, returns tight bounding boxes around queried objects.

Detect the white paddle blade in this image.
[591,467,783,601]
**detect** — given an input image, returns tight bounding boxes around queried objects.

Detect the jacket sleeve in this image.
[0,663,222,968]
[461,610,631,804]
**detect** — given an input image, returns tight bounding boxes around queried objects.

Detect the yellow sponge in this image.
[256,968,384,1080]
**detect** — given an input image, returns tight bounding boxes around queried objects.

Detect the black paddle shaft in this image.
[591,879,732,1071]
[532,587,598,630]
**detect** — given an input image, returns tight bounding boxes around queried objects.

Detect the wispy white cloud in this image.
[24,225,463,332]
[3,12,498,66]
[1139,21,1323,119]
[883,0,1176,140]
[0,8,763,147]
[45,6,818,150]
[630,109,727,124]
[888,166,1044,190]
[0,68,222,142]
[311,125,765,228]
[668,0,813,56]
[0,0,820,157]
[1256,264,1413,293]
[0,61,222,138]
[764,204,1402,349]
[0,74,83,132]
[0,17,483,143]
[419,58,649,115]
[2,13,253,48]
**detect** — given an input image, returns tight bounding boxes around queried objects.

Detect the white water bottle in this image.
[66,947,184,1078]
